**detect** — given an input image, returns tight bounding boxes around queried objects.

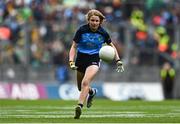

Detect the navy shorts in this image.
[75,52,100,73]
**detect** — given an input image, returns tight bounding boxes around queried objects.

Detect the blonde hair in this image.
[86,9,106,24]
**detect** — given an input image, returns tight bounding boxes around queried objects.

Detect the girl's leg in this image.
[74,65,99,119]
[78,65,99,105]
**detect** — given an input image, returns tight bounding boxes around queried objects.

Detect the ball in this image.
[99,45,115,63]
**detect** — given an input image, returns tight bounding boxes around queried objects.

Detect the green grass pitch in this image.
[1,99,180,123]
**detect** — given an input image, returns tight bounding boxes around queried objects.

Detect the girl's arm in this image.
[69,41,77,62]
[108,42,124,72]
[108,42,120,61]
[69,41,78,70]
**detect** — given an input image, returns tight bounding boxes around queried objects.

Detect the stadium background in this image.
[0,0,180,100]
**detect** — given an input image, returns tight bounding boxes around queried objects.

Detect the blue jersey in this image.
[73,24,112,55]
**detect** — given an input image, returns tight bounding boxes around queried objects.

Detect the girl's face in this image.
[88,15,101,31]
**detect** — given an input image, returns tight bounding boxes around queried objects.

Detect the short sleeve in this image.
[73,27,81,43]
[104,32,112,44]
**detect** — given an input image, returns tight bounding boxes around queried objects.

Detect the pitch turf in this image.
[1,99,180,123]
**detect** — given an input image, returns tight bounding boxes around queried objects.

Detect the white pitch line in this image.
[0,114,145,118]
[1,112,180,119]
[1,106,180,119]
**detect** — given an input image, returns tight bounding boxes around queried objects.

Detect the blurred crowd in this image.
[128,0,180,67]
[0,0,180,70]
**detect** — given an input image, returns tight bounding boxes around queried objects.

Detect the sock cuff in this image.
[89,88,93,95]
[78,103,83,108]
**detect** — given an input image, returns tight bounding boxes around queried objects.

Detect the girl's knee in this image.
[81,80,89,88]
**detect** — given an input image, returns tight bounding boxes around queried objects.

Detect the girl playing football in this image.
[69,9,124,119]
